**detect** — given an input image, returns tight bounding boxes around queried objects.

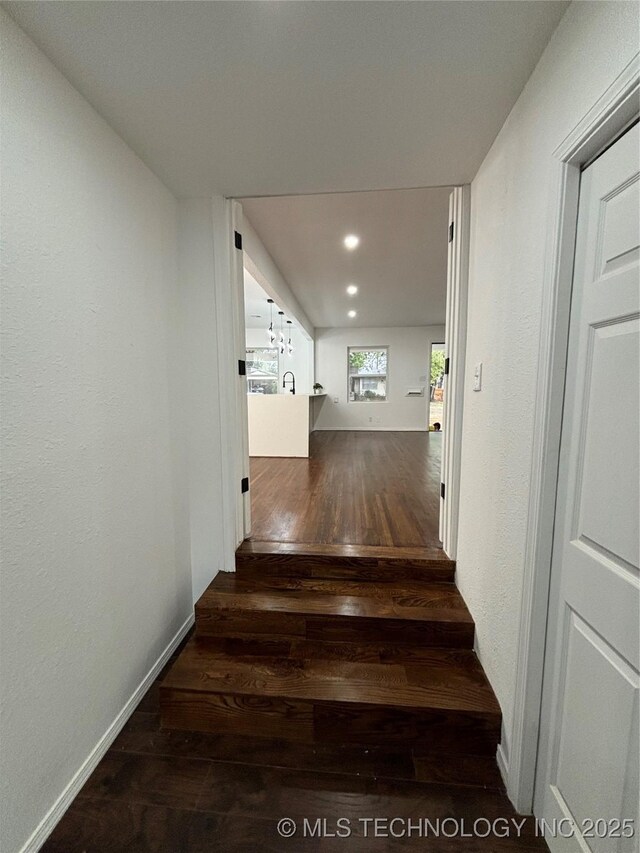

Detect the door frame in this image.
[440,185,470,559]
[230,200,252,541]
[507,55,639,814]
[214,197,251,564]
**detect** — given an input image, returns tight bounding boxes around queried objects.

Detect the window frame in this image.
[246,346,279,395]
[347,345,389,403]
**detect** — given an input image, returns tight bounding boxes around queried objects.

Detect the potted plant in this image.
[313,382,324,395]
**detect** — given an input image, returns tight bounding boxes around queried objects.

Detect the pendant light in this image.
[267,299,276,344]
[278,311,285,354]
[286,320,294,357]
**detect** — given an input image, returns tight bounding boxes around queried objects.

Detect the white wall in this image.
[456,0,639,774]
[177,199,227,601]
[0,12,193,853]
[246,328,314,395]
[314,326,444,431]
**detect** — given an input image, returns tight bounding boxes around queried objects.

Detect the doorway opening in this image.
[230,185,469,556]
[429,342,445,431]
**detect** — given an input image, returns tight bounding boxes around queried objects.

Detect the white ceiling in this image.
[242,187,451,328]
[6,1,569,198]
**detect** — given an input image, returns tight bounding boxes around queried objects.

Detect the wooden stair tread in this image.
[161,639,500,717]
[199,574,473,624]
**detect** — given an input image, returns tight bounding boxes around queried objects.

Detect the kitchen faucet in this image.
[282,371,296,395]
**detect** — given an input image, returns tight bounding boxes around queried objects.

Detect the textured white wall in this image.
[177,199,227,601]
[0,12,192,853]
[314,326,444,431]
[456,0,640,764]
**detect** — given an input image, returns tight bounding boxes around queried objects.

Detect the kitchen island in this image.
[247,393,326,457]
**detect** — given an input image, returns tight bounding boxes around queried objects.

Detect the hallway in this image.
[249,431,442,548]
[4,4,638,852]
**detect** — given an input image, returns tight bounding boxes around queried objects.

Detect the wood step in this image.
[117,708,504,789]
[160,639,501,753]
[236,540,455,582]
[188,635,486,665]
[196,573,474,648]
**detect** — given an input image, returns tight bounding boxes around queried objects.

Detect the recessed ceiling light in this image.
[348,310,357,318]
[346,284,358,296]
[344,234,359,250]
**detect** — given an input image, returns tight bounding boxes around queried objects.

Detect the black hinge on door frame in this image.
[241,477,249,494]
[234,230,243,250]
[444,357,450,375]
[448,222,454,243]
[440,482,446,500]
[238,359,246,376]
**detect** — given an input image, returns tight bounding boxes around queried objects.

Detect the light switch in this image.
[473,362,483,392]
[333,396,339,404]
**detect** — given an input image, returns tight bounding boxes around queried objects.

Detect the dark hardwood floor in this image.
[44,630,546,853]
[249,430,442,547]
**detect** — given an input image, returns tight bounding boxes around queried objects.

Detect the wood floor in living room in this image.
[44,432,546,852]
[248,430,442,547]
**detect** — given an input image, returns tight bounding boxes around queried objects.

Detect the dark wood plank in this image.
[248,431,442,548]
[42,799,306,853]
[210,572,467,609]
[195,608,308,639]
[412,752,504,789]
[42,800,194,853]
[313,703,500,753]
[76,752,210,810]
[161,641,500,716]
[114,711,417,781]
[237,540,450,561]
[303,614,474,648]
[235,541,455,583]
[162,687,315,741]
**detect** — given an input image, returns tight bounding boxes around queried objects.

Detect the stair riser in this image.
[161,688,500,755]
[413,752,504,789]
[235,553,455,583]
[195,608,475,649]
[193,636,482,665]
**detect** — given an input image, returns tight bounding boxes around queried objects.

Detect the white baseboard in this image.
[497,741,510,792]
[19,612,195,853]
[312,427,428,432]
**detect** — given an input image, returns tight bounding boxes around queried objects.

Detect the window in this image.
[348,347,388,402]
[246,347,278,394]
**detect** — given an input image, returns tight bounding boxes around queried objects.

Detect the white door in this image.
[534,123,640,852]
[440,186,469,556]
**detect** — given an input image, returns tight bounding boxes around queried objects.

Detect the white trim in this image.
[497,742,510,790]
[19,613,195,853]
[211,196,242,567]
[508,54,639,814]
[231,200,252,540]
[440,185,470,559]
[312,427,433,432]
